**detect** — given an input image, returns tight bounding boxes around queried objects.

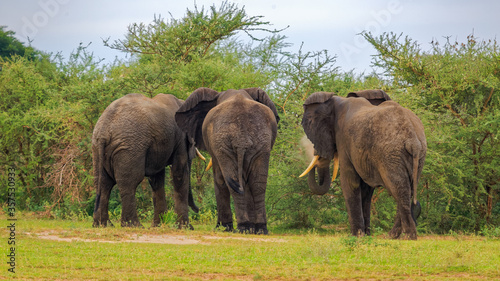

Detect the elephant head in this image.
[300,92,337,195]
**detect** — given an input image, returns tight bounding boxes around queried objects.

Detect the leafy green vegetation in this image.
[0,2,499,237]
[0,26,37,60]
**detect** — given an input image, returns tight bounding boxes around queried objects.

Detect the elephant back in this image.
[243,88,280,124]
[152,93,183,110]
[347,90,391,105]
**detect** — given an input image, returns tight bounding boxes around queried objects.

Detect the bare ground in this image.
[26,230,287,245]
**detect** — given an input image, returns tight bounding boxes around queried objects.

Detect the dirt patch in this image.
[28,231,287,245]
[129,234,203,244]
[202,235,286,243]
[29,231,203,244]
[35,233,120,243]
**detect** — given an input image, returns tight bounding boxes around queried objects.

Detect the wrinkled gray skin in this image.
[92,93,199,228]
[302,90,426,239]
[176,87,279,234]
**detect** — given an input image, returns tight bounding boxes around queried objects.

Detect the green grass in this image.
[2,213,500,280]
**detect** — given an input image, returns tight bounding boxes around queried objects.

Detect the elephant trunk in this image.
[300,153,339,195]
[307,165,331,195]
[188,185,199,213]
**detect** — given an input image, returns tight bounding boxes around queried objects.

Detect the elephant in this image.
[300,90,426,239]
[175,87,279,234]
[92,93,200,228]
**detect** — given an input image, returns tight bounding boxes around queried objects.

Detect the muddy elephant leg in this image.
[93,170,115,227]
[360,181,375,235]
[213,160,234,231]
[149,170,167,227]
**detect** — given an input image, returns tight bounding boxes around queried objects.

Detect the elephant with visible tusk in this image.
[176,87,279,234]
[92,93,202,228]
[300,90,426,239]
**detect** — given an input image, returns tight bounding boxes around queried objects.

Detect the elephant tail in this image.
[411,151,419,205]
[236,147,246,194]
[223,147,245,195]
[405,140,422,206]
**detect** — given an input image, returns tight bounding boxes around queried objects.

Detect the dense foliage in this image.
[1,3,498,235]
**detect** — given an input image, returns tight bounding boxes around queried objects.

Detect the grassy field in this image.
[2,213,499,280]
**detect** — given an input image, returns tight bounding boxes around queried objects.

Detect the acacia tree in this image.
[103,1,282,96]
[363,32,500,232]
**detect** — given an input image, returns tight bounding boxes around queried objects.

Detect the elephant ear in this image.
[243,88,280,124]
[301,92,336,159]
[175,87,220,151]
[347,89,391,105]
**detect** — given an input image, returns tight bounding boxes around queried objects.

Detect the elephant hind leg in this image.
[93,170,115,227]
[247,152,270,235]
[212,159,234,229]
[387,180,417,240]
[114,165,145,227]
[149,171,167,227]
[216,221,234,232]
[237,222,255,234]
[389,209,402,239]
[398,194,417,239]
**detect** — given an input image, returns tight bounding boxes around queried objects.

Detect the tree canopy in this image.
[0,26,36,60]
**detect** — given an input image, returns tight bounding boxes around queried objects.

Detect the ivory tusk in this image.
[196,148,206,161]
[332,152,339,182]
[299,155,319,178]
[205,158,212,172]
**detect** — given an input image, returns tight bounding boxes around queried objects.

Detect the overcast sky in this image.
[1,0,499,73]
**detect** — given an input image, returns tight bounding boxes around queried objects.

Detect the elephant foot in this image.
[350,228,366,237]
[237,222,255,234]
[388,227,402,239]
[93,217,113,228]
[400,232,417,240]
[92,218,102,228]
[121,219,144,228]
[216,222,234,232]
[255,223,268,235]
[176,221,194,230]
